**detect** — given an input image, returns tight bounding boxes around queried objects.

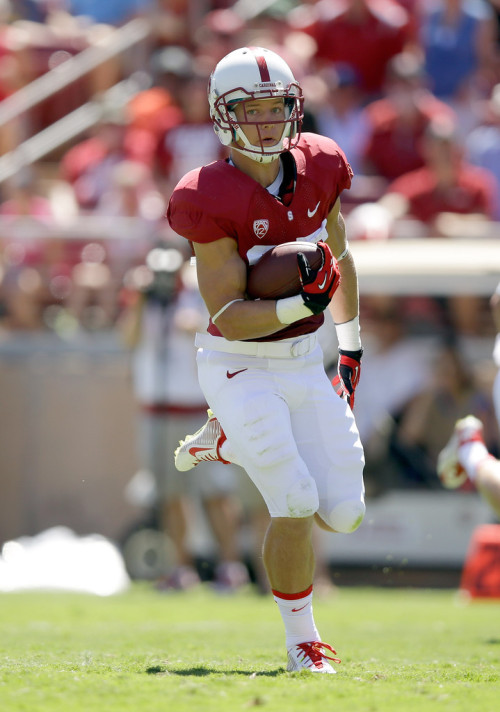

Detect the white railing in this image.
[350,237,500,295]
[0,18,151,128]
[0,214,160,241]
[0,72,150,184]
[0,18,151,184]
[1,217,498,295]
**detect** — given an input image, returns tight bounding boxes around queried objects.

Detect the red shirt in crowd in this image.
[387,164,497,223]
[305,0,412,95]
[362,93,455,180]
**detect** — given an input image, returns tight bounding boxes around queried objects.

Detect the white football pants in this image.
[196,335,365,533]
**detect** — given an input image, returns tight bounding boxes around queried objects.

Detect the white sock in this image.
[273,585,320,648]
[458,441,489,482]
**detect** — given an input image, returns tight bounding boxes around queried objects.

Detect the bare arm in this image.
[194,197,359,341]
[194,237,284,341]
[324,197,359,326]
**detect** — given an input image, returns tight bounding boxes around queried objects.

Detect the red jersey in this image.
[167,132,353,341]
[362,94,455,180]
[387,164,496,224]
[306,2,411,95]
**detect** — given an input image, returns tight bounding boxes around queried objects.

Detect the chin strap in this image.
[230,144,280,164]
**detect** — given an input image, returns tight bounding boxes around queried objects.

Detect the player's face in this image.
[232,97,286,149]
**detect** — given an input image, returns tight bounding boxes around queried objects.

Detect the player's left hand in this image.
[332,348,363,410]
[297,241,340,315]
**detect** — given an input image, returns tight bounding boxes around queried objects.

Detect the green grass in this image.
[0,584,499,712]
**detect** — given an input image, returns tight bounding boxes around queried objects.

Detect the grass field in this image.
[0,583,499,712]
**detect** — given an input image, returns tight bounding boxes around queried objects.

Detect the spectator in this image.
[381,116,498,335]
[5,8,113,131]
[149,0,202,53]
[62,0,154,27]
[313,63,370,177]
[157,71,225,190]
[301,0,413,99]
[381,116,497,231]
[394,0,422,39]
[352,296,437,492]
[465,81,500,219]
[148,44,197,99]
[362,52,456,183]
[119,249,250,591]
[437,286,500,519]
[421,0,498,101]
[420,0,498,135]
[0,170,55,330]
[126,83,184,178]
[193,7,247,67]
[60,99,147,211]
[394,338,497,488]
[62,160,165,330]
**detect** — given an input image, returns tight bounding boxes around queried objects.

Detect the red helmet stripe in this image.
[254,54,271,83]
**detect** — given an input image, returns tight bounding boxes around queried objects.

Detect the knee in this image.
[286,477,319,518]
[326,499,365,533]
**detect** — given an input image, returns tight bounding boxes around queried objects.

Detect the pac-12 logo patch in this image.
[253,219,269,239]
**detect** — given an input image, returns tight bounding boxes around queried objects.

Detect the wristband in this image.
[335,316,361,350]
[276,295,313,324]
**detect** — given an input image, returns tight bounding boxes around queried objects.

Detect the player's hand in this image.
[297,241,340,315]
[332,348,363,410]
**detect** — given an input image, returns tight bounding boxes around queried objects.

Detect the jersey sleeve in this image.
[303,133,353,211]
[166,167,236,244]
[328,137,353,197]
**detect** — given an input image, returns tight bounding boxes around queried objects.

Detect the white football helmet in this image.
[208,47,303,164]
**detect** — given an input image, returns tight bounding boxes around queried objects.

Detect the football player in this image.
[437,283,500,520]
[167,46,365,673]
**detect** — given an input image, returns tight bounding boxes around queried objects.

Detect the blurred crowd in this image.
[1,0,500,588]
[1,1,500,334]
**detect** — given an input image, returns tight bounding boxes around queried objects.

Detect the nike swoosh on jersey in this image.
[307,201,320,218]
[226,368,248,379]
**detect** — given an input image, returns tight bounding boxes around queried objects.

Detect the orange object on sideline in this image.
[460,524,500,598]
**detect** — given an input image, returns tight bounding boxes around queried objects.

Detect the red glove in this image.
[332,348,363,410]
[297,241,341,315]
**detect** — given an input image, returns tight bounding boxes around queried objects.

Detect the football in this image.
[246,241,323,300]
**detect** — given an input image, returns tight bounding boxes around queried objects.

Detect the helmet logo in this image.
[253,219,269,239]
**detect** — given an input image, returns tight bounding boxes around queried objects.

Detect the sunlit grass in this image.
[0,584,499,712]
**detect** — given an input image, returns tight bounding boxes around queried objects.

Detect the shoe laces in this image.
[295,641,341,669]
